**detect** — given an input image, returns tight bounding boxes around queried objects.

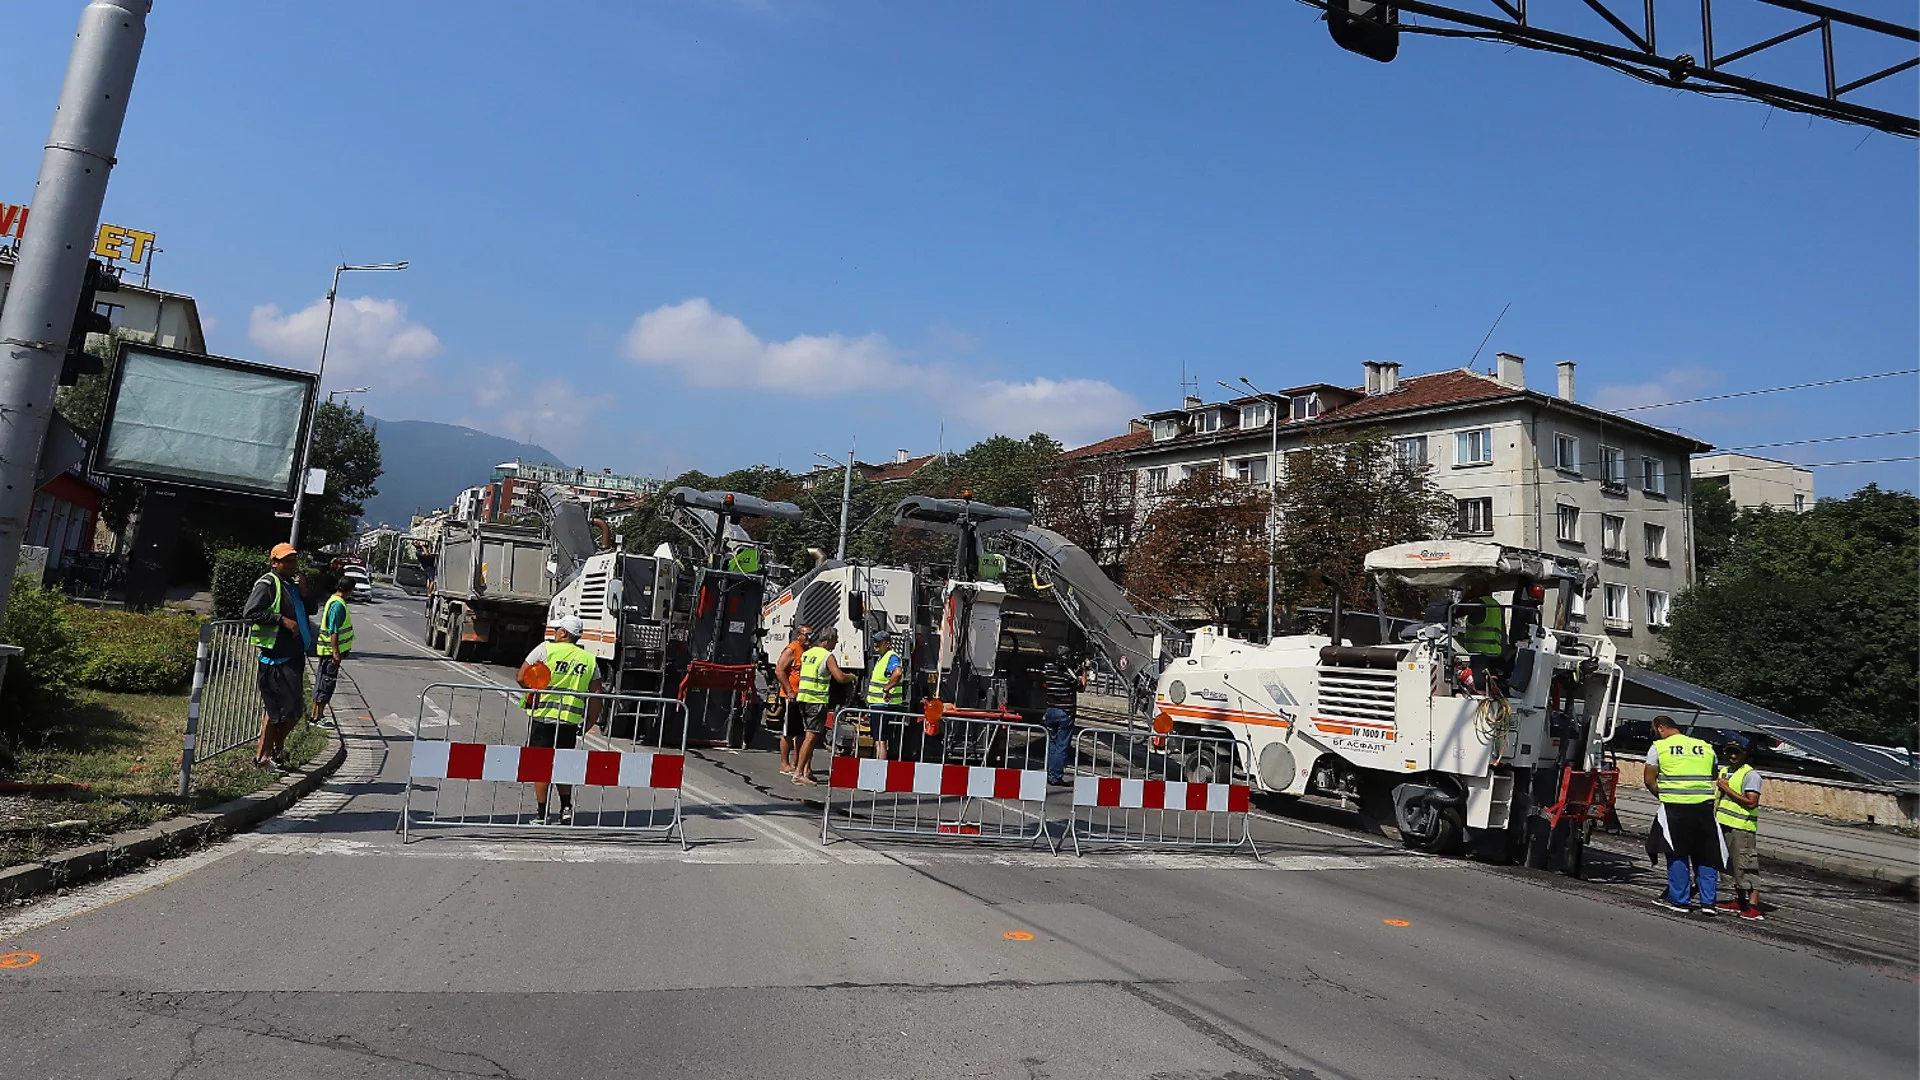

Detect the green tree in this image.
[1035,451,1139,575]
[1660,485,1919,746]
[1124,468,1268,625]
[1273,429,1456,613]
[302,403,384,549]
[1691,476,1738,578]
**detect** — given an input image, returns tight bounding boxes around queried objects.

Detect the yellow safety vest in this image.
[1460,596,1504,655]
[529,640,596,726]
[1716,763,1759,832]
[797,646,832,704]
[1654,734,1717,804]
[317,595,355,657]
[866,649,904,707]
[247,573,290,652]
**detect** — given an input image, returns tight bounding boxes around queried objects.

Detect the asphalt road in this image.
[2,586,1913,1080]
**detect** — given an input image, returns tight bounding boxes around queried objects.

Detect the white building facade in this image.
[1691,451,1813,512]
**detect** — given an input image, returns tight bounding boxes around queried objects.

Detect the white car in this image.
[339,566,375,603]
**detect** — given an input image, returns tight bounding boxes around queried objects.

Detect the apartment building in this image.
[1059,353,1711,659]
[1692,451,1813,511]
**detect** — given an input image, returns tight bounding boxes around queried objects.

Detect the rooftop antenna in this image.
[1180,358,1199,401]
[1468,301,1512,371]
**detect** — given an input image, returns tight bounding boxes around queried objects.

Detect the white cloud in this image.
[497,375,614,447]
[958,377,1141,443]
[248,295,443,385]
[623,297,911,394]
[1589,366,1722,412]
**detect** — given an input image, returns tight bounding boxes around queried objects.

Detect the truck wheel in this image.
[1176,745,1223,785]
[425,599,442,649]
[447,607,468,661]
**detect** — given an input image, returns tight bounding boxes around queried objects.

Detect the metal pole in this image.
[1235,379,1287,644]
[836,436,855,561]
[0,0,147,626]
[287,265,344,549]
[179,621,211,797]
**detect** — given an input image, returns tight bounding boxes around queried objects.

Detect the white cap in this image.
[552,616,585,638]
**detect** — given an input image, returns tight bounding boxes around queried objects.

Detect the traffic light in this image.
[60,258,115,386]
[1327,0,1399,63]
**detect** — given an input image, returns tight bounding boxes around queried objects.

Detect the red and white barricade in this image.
[821,706,1056,852]
[399,682,689,848]
[1067,727,1259,858]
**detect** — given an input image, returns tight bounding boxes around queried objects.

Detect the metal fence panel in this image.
[178,619,293,794]
[399,682,689,847]
[1067,728,1259,858]
[820,706,1056,852]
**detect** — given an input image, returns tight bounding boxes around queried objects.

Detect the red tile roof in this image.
[1316,368,1516,423]
[863,453,939,483]
[1060,430,1152,460]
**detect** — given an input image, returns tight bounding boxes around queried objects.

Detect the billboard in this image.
[91,342,317,499]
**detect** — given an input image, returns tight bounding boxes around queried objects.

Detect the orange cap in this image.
[269,543,299,561]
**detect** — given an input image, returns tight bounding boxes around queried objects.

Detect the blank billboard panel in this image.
[93,343,317,499]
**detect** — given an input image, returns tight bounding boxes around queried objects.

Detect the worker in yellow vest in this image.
[517,616,604,824]
[311,576,355,728]
[792,626,853,785]
[865,632,909,761]
[245,543,311,769]
[1456,574,1506,657]
[1714,735,1765,921]
[1643,714,1724,915]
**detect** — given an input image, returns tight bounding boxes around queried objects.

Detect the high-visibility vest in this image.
[1654,734,1718,804]
[317,595,355,657]
[1460,596,1505,655]
[529,640,596,726]
[796,646,832,704]
[866,649,905,707]
[247,573,291,652]
[1716,763,1759,831]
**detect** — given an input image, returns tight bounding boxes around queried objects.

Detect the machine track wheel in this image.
[1176,744,1225,786]
[1405,805,1465,856]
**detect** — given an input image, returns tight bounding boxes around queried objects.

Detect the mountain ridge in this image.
[359,417,565,527]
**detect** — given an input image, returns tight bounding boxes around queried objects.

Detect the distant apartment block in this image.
[1692,451,1813,512]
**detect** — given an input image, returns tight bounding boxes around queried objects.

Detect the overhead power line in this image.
[1614,370,1920,412]
[1709,429,1919,453]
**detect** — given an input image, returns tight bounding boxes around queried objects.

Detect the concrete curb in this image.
[0,726,347,905]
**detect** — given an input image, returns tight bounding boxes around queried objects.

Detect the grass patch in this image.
[0,688,327,869]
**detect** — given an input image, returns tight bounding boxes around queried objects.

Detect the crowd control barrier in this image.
[178,620,318,796]
[1067,728,1259,858]
[399,682,689,848]
[821,706,1056,852]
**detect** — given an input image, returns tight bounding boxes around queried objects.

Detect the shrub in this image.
[211,548,263,619]
[0,581,84,742]
[64,605,202,693]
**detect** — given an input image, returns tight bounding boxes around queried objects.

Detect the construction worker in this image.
[1644,714,1723,915]
[773,624,812,777]
[1456,574,1505,657]
[517,616,604,824]
[310,575,355,728]
[1714,735,1766,920]
[1040,645,1088,786]
[245,543,311,769]
[792,625,853,786]
[866,631,908,761]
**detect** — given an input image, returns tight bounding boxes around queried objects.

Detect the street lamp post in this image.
[287,262,407,550]
[815,437,857,561]
[1225,378,1289,643]
[326,386,370,406]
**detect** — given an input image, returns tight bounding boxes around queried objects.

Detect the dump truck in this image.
[425,520,553,662]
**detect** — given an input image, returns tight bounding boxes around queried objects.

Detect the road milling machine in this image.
[1155,540,1625,873]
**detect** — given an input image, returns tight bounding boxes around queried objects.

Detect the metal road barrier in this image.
[399,682,689,848]
[821,706,1056,852]
[1067,728,1260,859]
[178,619,296,796]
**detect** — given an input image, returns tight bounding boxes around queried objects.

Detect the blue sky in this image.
[4,1,1914,499]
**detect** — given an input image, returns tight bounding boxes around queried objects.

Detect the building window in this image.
[1603,583,1629,626]
[1553,434,1580,474]
[1455,428,1494,467]
[1290,394,1320,422]
[1646,589,1671,628]
[1644,522,1668,562]
[1180,464,1201,482]
[1793,493,1806,512]
[93,300,125,327]
[1150,419,1181,442]
[1393,435,1428,468]
[1143,467,1168,494]
[1601,514,1626,560]
[1194,410,1222,434]
[1642,456,1667,496]
[1556,504,1581,544]
[1600,445,1626,489]
[1457,497,1493,535]
[1240,402,1271,429]
[1569,588,1586,621]
[1230,456,1267,484]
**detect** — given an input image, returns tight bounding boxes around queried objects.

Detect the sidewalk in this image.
[1612,782,1919,892]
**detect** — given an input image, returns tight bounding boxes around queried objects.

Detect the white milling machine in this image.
[1155,541,1625,871]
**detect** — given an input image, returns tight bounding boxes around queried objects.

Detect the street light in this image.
[326,386,370,406]
[1223,377,1290,643]
[288,261,408,549]
[814,437,857,561]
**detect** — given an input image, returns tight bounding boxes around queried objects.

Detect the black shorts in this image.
[529,719,581,751]
[800,702,828,735]
[781,697,804,738]
[256,661,304,726]
[313,656,342,705]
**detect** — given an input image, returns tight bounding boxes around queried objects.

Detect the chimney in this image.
[894,448,910,465]
[1495,351,1526,389]
[1556,360,1576,401]
[1183,395,1203,410]
[1364,360,1401,396]
[1129,418,1149,435]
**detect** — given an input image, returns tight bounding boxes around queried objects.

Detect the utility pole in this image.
[836,437,856,561]
[0,1,148,627]
[1230,378,1289,643]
